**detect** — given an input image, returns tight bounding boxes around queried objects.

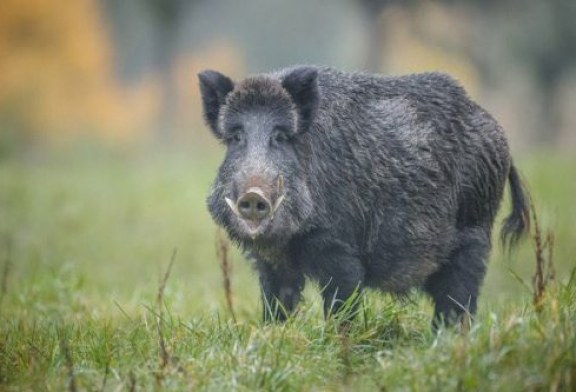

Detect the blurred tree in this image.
[101,0,202,142]
[509,0,576,144]
[355,0,416,72]
[438,0,576,145]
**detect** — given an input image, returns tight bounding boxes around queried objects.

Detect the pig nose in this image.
[237,188,271,221]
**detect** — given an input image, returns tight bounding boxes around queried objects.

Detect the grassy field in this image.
[0,145,575,390]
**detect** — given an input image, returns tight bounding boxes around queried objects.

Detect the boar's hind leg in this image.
[424,228,489,330]
[257,260,305,323]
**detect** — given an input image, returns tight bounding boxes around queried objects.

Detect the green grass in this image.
[1,146,575,390]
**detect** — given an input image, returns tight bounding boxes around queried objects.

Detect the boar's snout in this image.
[237,188,271,222]
[223,175,287,234]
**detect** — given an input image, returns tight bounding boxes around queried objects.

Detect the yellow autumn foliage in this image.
[0,0,158,143]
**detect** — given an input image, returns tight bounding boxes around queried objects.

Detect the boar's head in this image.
[198,67,318,244]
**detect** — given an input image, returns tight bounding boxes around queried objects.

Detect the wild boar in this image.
[198,66,529,327]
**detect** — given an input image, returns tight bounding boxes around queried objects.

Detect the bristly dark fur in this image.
[199,65,530,327]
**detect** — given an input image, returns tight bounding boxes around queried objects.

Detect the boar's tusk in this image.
[272,194,285,214]
[225,197,241,217]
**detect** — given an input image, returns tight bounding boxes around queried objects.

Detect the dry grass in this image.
[530,202,557,311]
[217,229,237,323]
[0,235,12,316]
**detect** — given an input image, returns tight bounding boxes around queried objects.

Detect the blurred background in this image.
[2,0,576,152]
[0,0,575,317]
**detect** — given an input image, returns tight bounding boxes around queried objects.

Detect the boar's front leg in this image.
[318,258,364,321]
[303,241,365,321]
[256,260,305,323]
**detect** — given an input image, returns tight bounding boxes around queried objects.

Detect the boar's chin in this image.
[220,202,305,247]
[227,208,294,245]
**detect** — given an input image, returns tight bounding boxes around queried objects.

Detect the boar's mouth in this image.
[224,175,286,238]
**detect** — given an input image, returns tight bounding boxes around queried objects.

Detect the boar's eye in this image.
[226,126,244,145]
[272,127,291,145]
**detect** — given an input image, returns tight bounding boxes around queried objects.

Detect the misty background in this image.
[1,0,575,155]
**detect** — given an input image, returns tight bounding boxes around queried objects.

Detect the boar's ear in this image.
[281,67,318,133]
[198,70,235,138]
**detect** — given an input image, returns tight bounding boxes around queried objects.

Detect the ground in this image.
[0,145,575,391]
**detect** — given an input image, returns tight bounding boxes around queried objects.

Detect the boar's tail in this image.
[500,163,531,250]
